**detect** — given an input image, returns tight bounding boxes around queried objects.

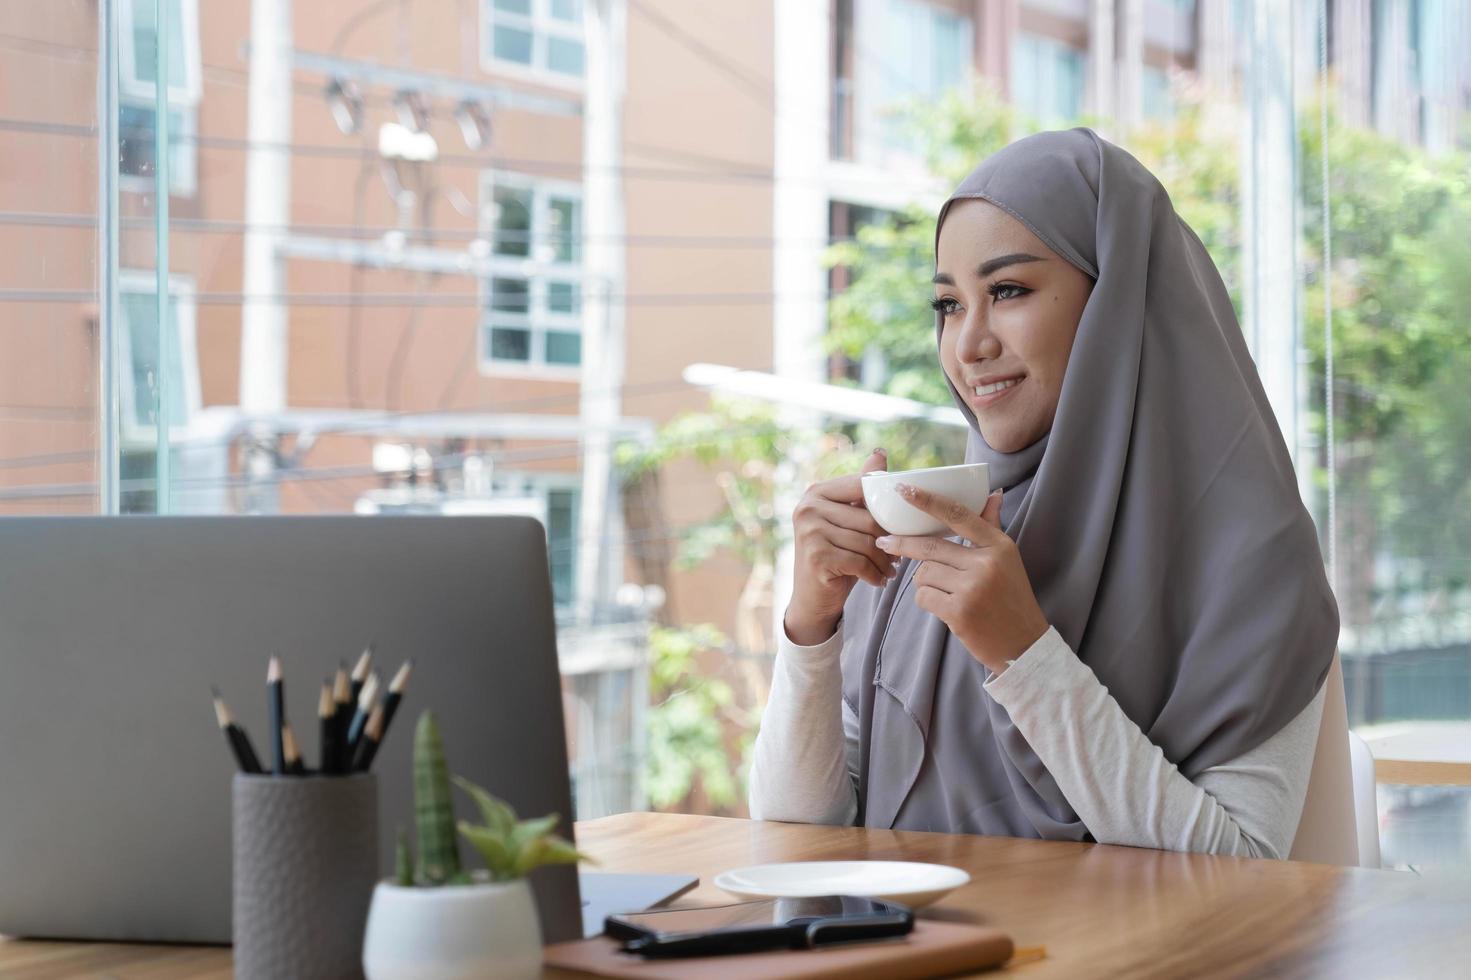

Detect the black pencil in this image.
[318,682,341,775]
[378,660,413,749]
[267,655,286,775]
[212,687,263,774]
[352,702,386,772]
[346,671,379,753]
[282,721,307,776]
[331,663,352,771]
[349,646,373,706]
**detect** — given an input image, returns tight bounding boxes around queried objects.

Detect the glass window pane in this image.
[126,0,188,91]
[488,326,531,361]
[547,196,581,262]
[547,37,585,76]
[546,487,578,604]
[119,103,157,178]
[493,0,532,13]
[120,288,187,428]
[547,281,581,314]
[493,185,533,256]
[545,330,581,365]
[550,0,582,23]
[489,277,530,313]
[493,24,534,65]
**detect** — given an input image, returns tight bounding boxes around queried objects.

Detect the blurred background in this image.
[2,0,1469,871]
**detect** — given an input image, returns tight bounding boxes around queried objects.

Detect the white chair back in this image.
[1289,654,1366,865]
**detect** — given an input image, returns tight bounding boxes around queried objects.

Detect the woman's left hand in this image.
[875,485,1050,674]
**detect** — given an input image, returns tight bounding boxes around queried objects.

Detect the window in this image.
[118,0,201,196]
[480,173,584,371]
[118,103,197,195]
[874,0,971,150]
[1010,33,1085,126]
[117,272,201,444]
[545,486,580,607]
[482,0,585,82]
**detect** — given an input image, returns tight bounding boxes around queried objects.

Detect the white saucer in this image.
[712,861,970,909]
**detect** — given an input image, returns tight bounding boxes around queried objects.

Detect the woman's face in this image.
[934,199,1093,453]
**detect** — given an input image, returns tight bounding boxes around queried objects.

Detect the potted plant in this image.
[362,711,587,980]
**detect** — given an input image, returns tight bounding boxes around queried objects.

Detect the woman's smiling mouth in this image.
[969,375,1025,408]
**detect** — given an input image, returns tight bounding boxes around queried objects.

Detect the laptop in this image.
[0,516,686,945]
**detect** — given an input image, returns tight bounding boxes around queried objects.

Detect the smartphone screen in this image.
[610,896,900,940]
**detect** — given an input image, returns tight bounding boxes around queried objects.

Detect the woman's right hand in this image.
[784,448,897,645]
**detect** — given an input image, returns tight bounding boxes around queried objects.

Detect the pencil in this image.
[212,687,263,774]
[378,660,413,749]
[331,663,352,770]
[349,646,374,706]
[267,655,286,775]
[318,682,341,775]
[282,721,307,776]
[352,702,386,773]
[345,672,380,752]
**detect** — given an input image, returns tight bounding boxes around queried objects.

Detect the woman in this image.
[748,129,1339,858]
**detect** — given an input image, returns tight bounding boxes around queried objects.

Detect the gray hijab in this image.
[840,128,1339,838]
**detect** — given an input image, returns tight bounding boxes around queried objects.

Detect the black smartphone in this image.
[606,895,914,959]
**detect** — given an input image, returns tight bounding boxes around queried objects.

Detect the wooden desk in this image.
[4,812,1469,978]
[1362,721,1471,786]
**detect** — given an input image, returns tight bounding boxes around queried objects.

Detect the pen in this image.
[267,656,286,775]
[345,672,379,753]
[318,682,341,775]
[212,687,263,774]
[352,702,386,773]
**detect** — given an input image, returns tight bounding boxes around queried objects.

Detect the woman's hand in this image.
[875,484,1049,673]
[785,449,898,646]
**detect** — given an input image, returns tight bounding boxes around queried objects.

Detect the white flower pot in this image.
[362,874,543,980]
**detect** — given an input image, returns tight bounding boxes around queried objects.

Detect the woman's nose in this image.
[959,312,1002,361]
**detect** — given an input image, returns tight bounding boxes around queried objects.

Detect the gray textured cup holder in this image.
[232,773,380,980]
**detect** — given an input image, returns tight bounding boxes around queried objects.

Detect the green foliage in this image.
[641,624,743,809]
[452,775,590,881]
[394,827,414,887]
[412,711,462,886]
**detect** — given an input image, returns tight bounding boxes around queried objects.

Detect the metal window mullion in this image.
[98,0,122,514]
[153,0,172,513]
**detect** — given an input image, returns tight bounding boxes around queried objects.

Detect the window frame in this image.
[116,269,202,446]
[117,0,202,197]
[478,170,585,377]
[480,0,587,90]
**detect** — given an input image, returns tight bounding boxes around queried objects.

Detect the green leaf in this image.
[453,775,516,838]
[510,814,560,853]
[512,834,589,878]
[459,822,516,881]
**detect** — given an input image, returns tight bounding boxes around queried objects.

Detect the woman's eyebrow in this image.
[976,252,1043,278]
[931,252,1044,287]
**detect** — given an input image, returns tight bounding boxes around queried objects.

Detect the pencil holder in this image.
[233,773,380,980]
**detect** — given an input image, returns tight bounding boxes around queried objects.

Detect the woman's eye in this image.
[988,283,1030,302]
[930,297,961,317]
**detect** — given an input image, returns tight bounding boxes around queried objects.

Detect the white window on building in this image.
[117,271,201,444]
[874,0,972,150]
[480,173,584,372]
[118,0,201,196]
[1010,32,1085,127]
[482,0,585,83]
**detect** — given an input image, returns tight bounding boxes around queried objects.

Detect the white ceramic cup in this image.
[860,462,989,537]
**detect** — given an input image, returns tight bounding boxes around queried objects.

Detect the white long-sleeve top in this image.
[748,622,1324,859]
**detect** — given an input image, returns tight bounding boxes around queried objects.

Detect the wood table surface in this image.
[3,811,1469,979]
